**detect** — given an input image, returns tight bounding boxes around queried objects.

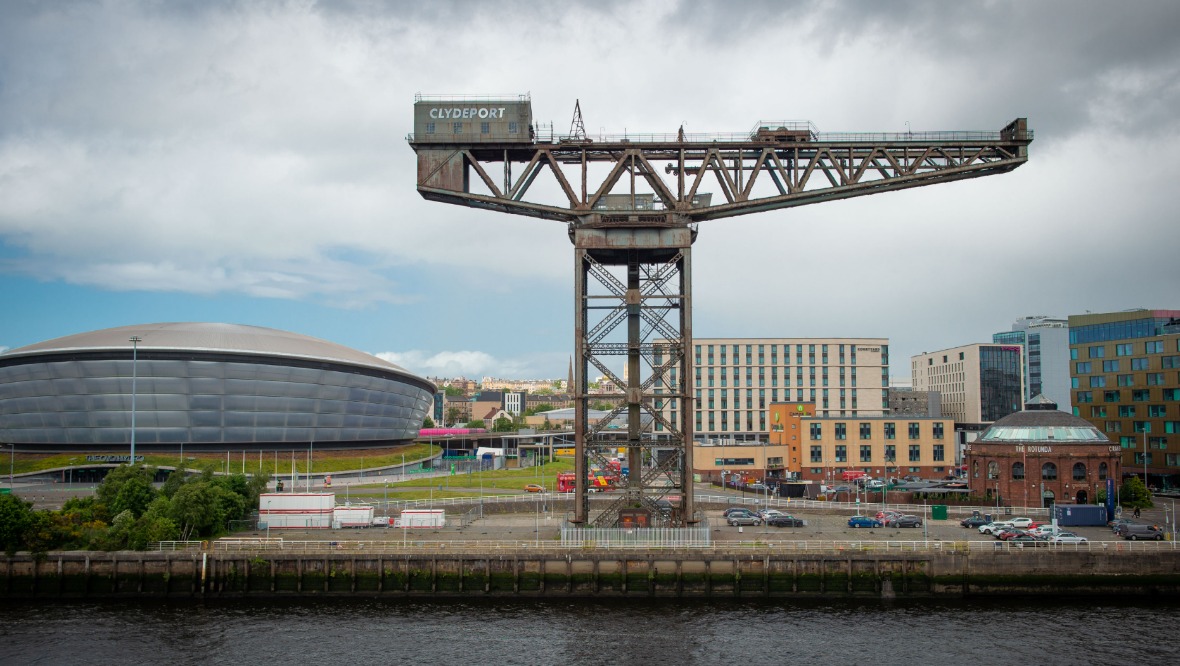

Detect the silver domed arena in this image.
[0,323,435,451]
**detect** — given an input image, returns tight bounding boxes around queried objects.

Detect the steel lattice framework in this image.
[410,110,1032,528]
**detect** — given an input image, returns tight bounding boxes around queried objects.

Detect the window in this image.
[810,446,822,463]
[1089,346,1105,358]
[1075,361,1091,373]
[1119,405,1135,418]
[1105,421,1121,433]
[1090,406,1107,417]
[1041,462,1058,480]
[987,461,999,479]
[834,445,847,463]
[1166,421,1180,434]
[453,122,463,134]
[809,423,822,440]
[508,121,519,134]
[908,444,921,462]
[1104,390,1121,402]
[860,445,872,462]
[933,444,944,461]
[1077,391,1093,403]
[480,121,490,134]
[1146,341,1164,354]
[425,122,436,134]
[1116,343,1133,356]
[1133,389,1151,402]
[1090,376,1106,388]
[1103,360,1119,372]
[1166,389,1180,401]
[1148,405,1166,418]
[1131,358,1150,371]
[1073,462,1087,481]
[835,423,847,440]
[1147,373,1165,386]
[933,423,944,439]
[884,423,896,440]
[1098,462,1108,480]
[1163,356,1180,369]
[1118,374,1135,387]
[908,423,920,439]
[1012,462,1025,480]
[859,423,872,439]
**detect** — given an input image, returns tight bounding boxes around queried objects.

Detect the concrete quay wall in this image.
[4,549,1180,599]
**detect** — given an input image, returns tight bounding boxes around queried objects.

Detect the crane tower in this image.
[408,94,1032,529]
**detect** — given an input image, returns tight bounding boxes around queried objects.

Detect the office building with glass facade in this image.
[992,315,1072,411]
[1068,309,1180,488]
[911,344,1024,426]
[0,323,435,450]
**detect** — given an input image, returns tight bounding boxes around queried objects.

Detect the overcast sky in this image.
[1,0,1178,382]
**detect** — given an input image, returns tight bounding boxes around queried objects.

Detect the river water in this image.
[2,598,1176,665]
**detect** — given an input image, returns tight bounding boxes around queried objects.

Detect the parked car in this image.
[1008,517,1036,528]
[997,528,1031,541]
[1118,523,1164,540]
[960,516,990,528]
[1011,534,1050,547]
[524,484,544,493]
[727,514,762,526]
[1108,518,1138,532]
[979,521,1014,535]
[749,483,768,491]
[758,509,786,520]
[723,507,758,518]
[876,510,902,522]
[767,515,805,527]
[848,515,883,528]
[1049,532,1089,544]
[1029,525,1059,538]
[887,515,922,528]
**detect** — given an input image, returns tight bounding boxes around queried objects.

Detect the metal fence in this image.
[559,519,711,548]
[201,537,1177,555]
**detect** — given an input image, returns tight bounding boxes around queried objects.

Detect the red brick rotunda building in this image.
[966,395,1121,509]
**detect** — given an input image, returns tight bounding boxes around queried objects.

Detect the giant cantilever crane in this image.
[409,95,1032,528]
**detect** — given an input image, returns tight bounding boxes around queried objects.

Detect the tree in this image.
[422,416,436,428]
[492,415,514,432]
[111,475,157,519]
[1119,476,1154,509]
[0,494,35,555]
[525,404,554,416]
[445,406,462,425]
[443,385,464,397]
[96,465,155,509]
[467,419,485,429]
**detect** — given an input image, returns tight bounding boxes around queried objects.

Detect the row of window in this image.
[808,422,943,440]
[1088,405,1172,417]
[1072,337,1177,356]
[1074,386,1180,401]
[695,343,889,367]
[810,443,945,463]
[979,460,1108,481]
[423,121,520,135]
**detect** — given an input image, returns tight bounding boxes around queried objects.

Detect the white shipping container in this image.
[259,493,335,529]
[333,505,375,528]
[397,509,446,528]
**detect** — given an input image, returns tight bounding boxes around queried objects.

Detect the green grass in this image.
[7,443,441,477]
[337,459,578,501]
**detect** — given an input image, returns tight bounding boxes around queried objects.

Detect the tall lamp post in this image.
[129,335,141,466]
[7,443,13,489]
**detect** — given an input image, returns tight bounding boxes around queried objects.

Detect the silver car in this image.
[1049,532,1088,544]
[727,514,762,526]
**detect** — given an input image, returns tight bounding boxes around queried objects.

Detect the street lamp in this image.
[7,443,13,489]
[266,500,271,541]
[129,335,141,466]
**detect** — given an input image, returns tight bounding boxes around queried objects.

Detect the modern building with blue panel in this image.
[0,323,435,451]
